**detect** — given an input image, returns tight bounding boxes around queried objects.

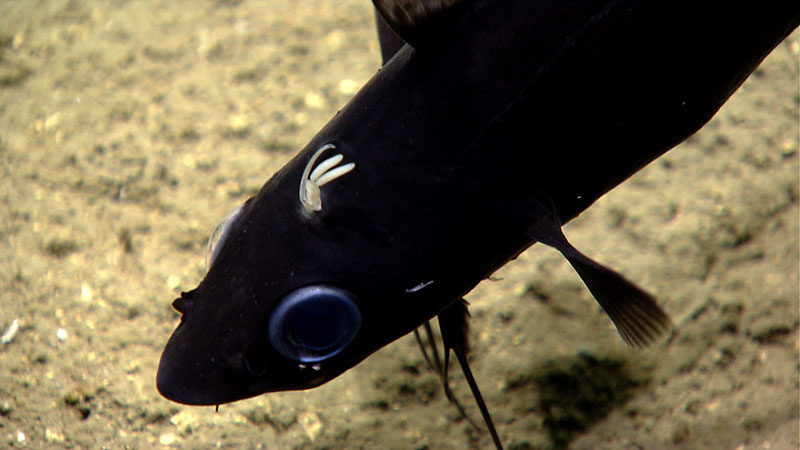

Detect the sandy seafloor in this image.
[0,1,798,449]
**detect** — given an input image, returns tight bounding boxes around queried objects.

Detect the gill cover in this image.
[268,285,361,363]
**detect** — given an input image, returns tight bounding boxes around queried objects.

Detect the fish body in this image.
[157,0,799,413]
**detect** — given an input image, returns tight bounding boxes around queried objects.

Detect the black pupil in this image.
[290,301,347,351]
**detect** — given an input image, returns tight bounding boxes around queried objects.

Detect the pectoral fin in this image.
[372,0,464,47]
[439,299,503,450]
[438,298,471,355]
[411,300,502,448]
[527,193,672,347]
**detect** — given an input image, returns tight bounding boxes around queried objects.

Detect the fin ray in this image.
[565,253,671,347]
[413,320,480,430]
[439,299,503,449]
[372,0,463,47]
[526,193,672,347]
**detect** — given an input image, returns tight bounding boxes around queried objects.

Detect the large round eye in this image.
[268,285,361,363]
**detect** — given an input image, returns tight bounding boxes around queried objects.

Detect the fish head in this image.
[156,142,435,405]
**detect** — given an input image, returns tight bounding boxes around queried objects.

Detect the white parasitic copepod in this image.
[299,143,355,215]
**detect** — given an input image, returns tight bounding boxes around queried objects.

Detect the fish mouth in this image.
[155,327,317,405]
[156,356,217,405]
[156,343,230,406]
[155,325,258,406]
[156,328,360,405]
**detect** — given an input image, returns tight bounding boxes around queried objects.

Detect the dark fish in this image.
[157,0,800,447]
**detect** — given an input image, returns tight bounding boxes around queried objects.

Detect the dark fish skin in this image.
[157,0,800,407]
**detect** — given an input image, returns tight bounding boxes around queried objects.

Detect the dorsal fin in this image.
[375,8,406,64]
[372,0,464,47]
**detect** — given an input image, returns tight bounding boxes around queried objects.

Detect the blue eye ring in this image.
[268,285,361,363]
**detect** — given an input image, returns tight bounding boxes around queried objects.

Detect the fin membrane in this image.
[562,250,671,347]
[375,8,405,64]
[438,299,504,450]
[527,193,672,347]
[372,0,463,47]
[413,300,503,448]
[413,322,480,430]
